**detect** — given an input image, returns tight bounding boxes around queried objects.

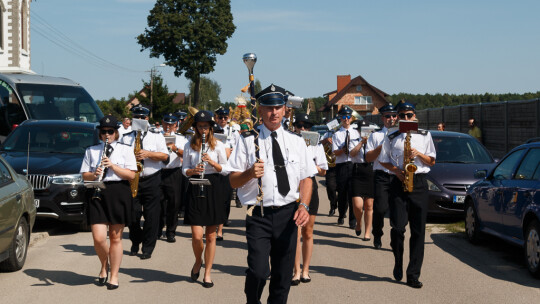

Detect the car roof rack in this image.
[525,137,540,144]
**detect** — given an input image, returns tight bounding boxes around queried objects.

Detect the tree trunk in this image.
[193,74,201,108]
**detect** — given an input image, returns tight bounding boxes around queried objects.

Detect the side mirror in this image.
[474,169,487,179]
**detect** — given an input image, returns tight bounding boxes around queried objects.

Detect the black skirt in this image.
[88,180,132,225]
[350,163,374,198]
[184,173,227,226]
[309,176,319,216]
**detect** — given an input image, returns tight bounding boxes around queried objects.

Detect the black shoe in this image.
[328,208,336,216]
[406,278,423,289]
[363,237,371,242]
[191,266,200,281]
[235,200,242,208]
[130,244,139,256]
[373,237,382,249]
[140,253,152,260]
[355,228,362,236]
[300,275,311,283]
[97,263,109,286]
[291,279,300,286]
[166,235,176,243]
[393,264,403,282]
[216,235,224,242]
[107,282,119,290]
[337,217,344,225]
[202,280,214,288]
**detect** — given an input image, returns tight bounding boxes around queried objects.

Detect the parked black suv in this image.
[0,120,99,230]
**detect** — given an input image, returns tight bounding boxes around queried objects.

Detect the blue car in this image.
[464,139,540,278]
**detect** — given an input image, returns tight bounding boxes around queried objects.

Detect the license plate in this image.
[34,199,40,208]
[453,195,465,203]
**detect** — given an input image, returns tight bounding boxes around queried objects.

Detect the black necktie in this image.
[345,130,350,156]
[271,131,290,197]
[103,143,114,177]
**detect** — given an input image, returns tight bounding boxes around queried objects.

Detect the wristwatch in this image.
[299,202,309,212]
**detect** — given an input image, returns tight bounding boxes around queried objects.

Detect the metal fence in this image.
[364,98,540,159]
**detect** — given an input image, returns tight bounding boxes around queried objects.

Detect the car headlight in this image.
[51,174,83,185]
[426,178,441,192]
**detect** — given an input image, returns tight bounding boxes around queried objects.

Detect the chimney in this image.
[337,75,351,93]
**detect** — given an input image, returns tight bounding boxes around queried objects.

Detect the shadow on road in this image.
[431,232,540,288]
[212,263,248,276]
[309,265,394,283]
[61,244,95,256]
[121,267,188,283]
[24,269,95,286]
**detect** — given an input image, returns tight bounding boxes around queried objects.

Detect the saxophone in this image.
[403,131,417,192]
[323,140,336,168]
[130,130,144,197]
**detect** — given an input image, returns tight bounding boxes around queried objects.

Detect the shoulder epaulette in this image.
[149,127,160,134]
[117,141,130,146]
[418,129,428,135]
[286,129,302,137]
[388,130,401,140]
[241,131,256,138]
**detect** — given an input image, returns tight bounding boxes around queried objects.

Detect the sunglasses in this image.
[341,115,351,120]
[100,129,115,135]
[218,116,229,119]
[384,114,397,119]
[399,113,415,119]
[295,124,309,129]
[133,115,146,119]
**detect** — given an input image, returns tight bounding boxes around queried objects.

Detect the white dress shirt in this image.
[80,141,137,181]
[366,126,392,173]
[309,144,329,175]
[182,140,228,176]
[350,128,368,164]
[379,131,436,174]
[163,133,189,169]
[227,124,317,206]
[332,126,360,164]
[120,129,169,177]
[118,125,132,136]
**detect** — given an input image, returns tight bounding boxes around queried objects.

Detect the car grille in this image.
[27,174,51,190]
[443,183,469,192]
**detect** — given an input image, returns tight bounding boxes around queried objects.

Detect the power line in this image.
[30,8,145,74]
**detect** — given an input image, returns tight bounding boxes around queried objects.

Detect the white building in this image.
[0,0,32,74]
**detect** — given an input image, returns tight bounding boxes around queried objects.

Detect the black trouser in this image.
[179,172,189,214]
[129,171,162,255]
[389,174,428,281]
[325,166,338,210]
[336,162,354,224]
[222,174,233,221]
[372,170,392,239]
[159,168,182,237]
[245,203,298,304]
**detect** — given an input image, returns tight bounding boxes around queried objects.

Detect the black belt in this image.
[253,203,296,211]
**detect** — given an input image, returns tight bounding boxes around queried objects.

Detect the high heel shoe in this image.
[191,266,201,281]
[202,280,214,288]
[300,275,311,283]
[107,282,119,290]
[97,264,109,286]
[355,228,362,236]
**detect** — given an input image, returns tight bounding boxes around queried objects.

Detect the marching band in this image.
[81,57,435,302]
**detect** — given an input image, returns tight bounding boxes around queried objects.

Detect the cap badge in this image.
[201,113,205,117]
[105,118,110,123]
[271,85,275,91]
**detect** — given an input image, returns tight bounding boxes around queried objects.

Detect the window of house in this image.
[356,85,362,92]
[354,96,372,105]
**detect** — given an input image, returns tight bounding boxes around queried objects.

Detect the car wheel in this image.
[465,200,481,244]
[525,220,540,278]
[0,217,29,272]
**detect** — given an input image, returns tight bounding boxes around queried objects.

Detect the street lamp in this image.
[149,63,166,119]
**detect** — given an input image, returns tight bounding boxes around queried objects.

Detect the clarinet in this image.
[92,138,109,201]
[197,133,207,198]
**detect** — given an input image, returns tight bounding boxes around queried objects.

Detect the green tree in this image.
[187,76,221,111]
[96,97,130,119]
[137,0,236,108]
[135,73,179,123]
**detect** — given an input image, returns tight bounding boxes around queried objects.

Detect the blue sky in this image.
[30,0,540,103]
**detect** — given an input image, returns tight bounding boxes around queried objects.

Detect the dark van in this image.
[0,73,103,140]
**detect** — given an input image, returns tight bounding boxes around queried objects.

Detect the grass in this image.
[439,221,465,233]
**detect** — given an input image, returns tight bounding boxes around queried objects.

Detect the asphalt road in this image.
[1,178,539,303]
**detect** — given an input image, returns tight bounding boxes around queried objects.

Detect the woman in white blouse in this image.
[182,110,228,288]
[80,115,137,290]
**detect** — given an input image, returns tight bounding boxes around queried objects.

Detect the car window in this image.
[0,80,26,137]
[515,148,540,180]
[1,124,98,154]
[433,136,493,163]
[0,159,13,186]
[491,148,526,180]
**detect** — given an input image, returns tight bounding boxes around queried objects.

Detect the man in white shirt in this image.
[365,104,398,249]
[228,84,316,304]
[379,100,436,289]
[118,117,132,136]
[121,105,169,260]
